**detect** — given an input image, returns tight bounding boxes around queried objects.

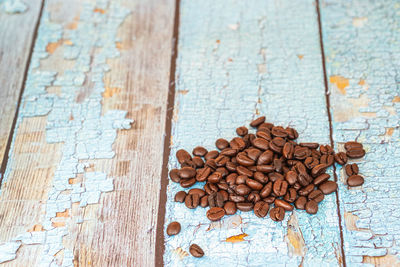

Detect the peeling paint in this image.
[1,0,27,14]
[329,75,349,95]
[285,212,306,258]
[224,233,248,243]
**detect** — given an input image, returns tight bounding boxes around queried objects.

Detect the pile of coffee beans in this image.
[169,116,366,222]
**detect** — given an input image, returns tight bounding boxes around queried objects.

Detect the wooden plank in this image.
[0,0,43,176]
[319,0,400,265]
[0,0,175,266]
[163,0,344,266]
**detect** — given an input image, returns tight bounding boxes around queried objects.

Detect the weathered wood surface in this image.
[164,0,344,266]
[320,0,400,266]
[0,0,175,266]
[0,0,43,175]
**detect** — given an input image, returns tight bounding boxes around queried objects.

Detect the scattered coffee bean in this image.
[179,167,196,179]
[166,221,181,236]
[193,146,208,157]
[216,138,229,150]
[319,181,338,195]
[344,141,363,151]
[308,189,324,203]
[295,196,307,210]
[236,126,248,136]
[275,199,294,211]
[236,202,254,212]
[345,163,359,176]
[200,195,208,207]
[189,244,204,258]
[176,149,191,164]
[346,148,366,159]
[270,207,285,221]
[169,168,180,183]
[185,193,200,209]
[254,201,269,217]
[334,152,348,165]
[224,201,237,215]
[347,175,364,187]
[305,200,318,214]
[206,207,225,221]
[250,116,266,127]
[174,191,186,203]
[313,173,330,186]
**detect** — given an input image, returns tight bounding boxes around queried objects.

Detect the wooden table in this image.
[0,0,398,266]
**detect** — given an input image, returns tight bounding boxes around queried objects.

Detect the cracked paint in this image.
[0,1,132,265]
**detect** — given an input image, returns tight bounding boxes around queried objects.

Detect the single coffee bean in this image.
[254,201,269,218]
[311,149,322,159]
[298,184,315,196]
[320,144,334,155]
[236,175,247,185]
[319,181,338,194]
[204,183,218,195]
[283,142,294,159]
[347,175,364,187]
[236,126,248,136]
[254,171,268,184]
[174,191,187,203]
[271,126,288,138]
[258,122,273,131]
[275,199,294,211]
[219,190,229,201]
[226,161,237,172]
[230,137,246,151]
[216,138,229,150]
[313,173,330,185]
[185,193,200,209]
[226,173,238,186]
[250,116,266,127]
[205,150,219,161]
[270,207,285,221]
[176,149,192,164]
[269,139,284,154]
[308,189,324,203]
[345,163,359,176]
[192,156,204,168]
[192,146,208,157]
[299,142,319,149]
[189,244,204,258]
[205,159,217,170]
[256,130,272,141]
[297,172,312,187]
[229,194,246,203]
[166,221,181,236]
[293,146,310,160]
[208,191,225,208]
[346,147,366,158]
[257,165,275,173]
[246,178,263,191]
[208,172,222,183]
[196,167,211,182]
[200,195,208,207]
[236,184,251,196]
[180,178,196,188]
[273,180,288,196]
[295,196,307,210]
[320,154,334,166]
[257,151,274,166]
[344,141,363,151]
[237,166,253,177]
[224,201,237,215]
[236,153,255,166]
[246,148,262,161]
[252,138,270,150]
[285,127,299,139]
[206,207,225,221]
[334,152,348,165]
[188,188,205,197]
[305,200,318,214]
[215,155,229,167]
[263,196,276,204]
[285,171,297,185]
[169,168,180,183]
[284,188,297,203]
[236,202,254,212]
[311,164,327,177]
[260,182,273,198]
[216,167,229,178]
[247,191,261,203]
[217,182,229,191]
[304,157,319,169]
[179,167,197,179]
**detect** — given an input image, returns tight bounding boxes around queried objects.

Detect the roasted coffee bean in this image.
[205,159,217,170]
[217,182,229,191]
[169,169,180,183]
[346,148,366,159]
[298,184,315,196]
[179,167,196,179]
[283,142,294,159]
[311,149,322,159]
[345,163,359,176]
[260,182,273,198]
[284,188,297,203]
[344,141,363,151]
[243,133,255,146]
[208,172,222,183]
[257,165,275,173]
[181,159,197,168]
[294,146,310,160]
[185,193,200,209]
[246,148,262,161]
[196,167,211,182]
[200,195,208,207]
[226,173,238,186]
[297,172,312,187]
[220,190,229,201]
[269,137,285,154]
[257,150,274,165]
[347,175,364,187]
[320,144,334,155]
[285,127,299,140]
[252,138,270,150]
[320,154,334,166]
[247,191,261,203]
[256,130,272,141]
[216,138,229,150]
[215,155,229,167]
[285,171,298,185]
[254,171,268,184]
[250,116,266,127]
[248,165,258,172]
[226,161,237,172]
[236,175,247,185]
[189,244,204,258]
[205,150,219,160]
[230,137,246,151]
[254,201,269,217]
[319,181,338,194]
[313,173,330,186]
[246,178,263,190]
[192,156,205,168]
[204,183,218,195]
[275,199,294,211]
[273,180,288,196]
[271,126,288,138]
[216,167,229,177]
[295,196,307,210]
[224,201,237,215]
[207,207,225,221]
[220,148,236,157]
[188,188,206,198]
[229,194,246,203]
[258,122,273,131]
[236,153,255,166]
[192,146,208,157]
[269,172,284,182]
[270,207,285,221]
[237,166,254,177]
[175,191,187,203]
[167,222,181,236]
[236,202,254,212]
[236,184,251,196]
[304,157,319,169]
[236,126,248,136]
[299,143,319,149]
[305,200,318,214]
[311,164,327,177]
[334,152,348,165]
[176,149,192,164]
[208,192,225,208]
[180,178,196,188]
[308,189,324,203]
[263,196,276,204]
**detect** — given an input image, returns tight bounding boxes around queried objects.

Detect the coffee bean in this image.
[304,157,319,169]
[269,137,285,154]
[205,150,219,160]
[174,191,187,203]
[207,207,225,221]
[226,161,237,172]
[308,189,324,203]
[230,137,246,151]
[224,201,237,215]
[347,175,364,187]
[258,122,274,131]
[200,195,208,207]
[344,141,363,151]
[178,167,196,179]
[319,181,338,194]
[192,156,204,168]
[237,166,253,177]
[243,133,256,146]
[297,172,312,187]
[257,150,274,165]
[294,146,310,160]
[295,196,307,210]
[181,160,197,168]
[236,126,248,136]
[250,116,266,127]
[208,172,222,183]
[252,138,270,150]
[254,201,269,217]
[275,199,293,211]
[189,244,204,258]
[188,188,205,198]
[299,143,319,149]
[192,146,208,157]
[196,167,211,182]
[320,154,334,166]
[166,221,181,236]
[246,178,263,190]
[247,191,261,203]
[298,184,315,196]
[285,127,299,139]
[185,193,200,209]
[180,178,196,188]
[273,180,288,196]
[271,126,288,138]
[216,167,229,177]
[204,183,218,195]
[176,149,192,164]
[208,192,225,208]
[229,194,246,203]
[263,196,276,204]
[284,188,297,203]
[345,163,359,176]
[169,169,180,183]
[320,145,334,155]
[235,175,246,185]
[270,207,285,221]
[236,202,254,212]
[236,153,255,166]
[254,171,268,184]
[215,155,229,167]
[256,130,272,141]
[311,164,327,177]
[334,152,348,165]
[311,149,322,159]
[305,200,318,214]
[205,159,217,170]
[283,142,294,159]
[216,138,229,150]
[285,171,297,185]
[257,165,275,173]
[269,172,284,182]
[236,184,251,196]
[346,147,366,158]
[220,190,229,201]
[245,148,262,161]
[313,173,330,186]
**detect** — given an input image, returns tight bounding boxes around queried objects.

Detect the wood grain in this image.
[320,0,400,265]
[0,0,43,176]
[0,0,175,266]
